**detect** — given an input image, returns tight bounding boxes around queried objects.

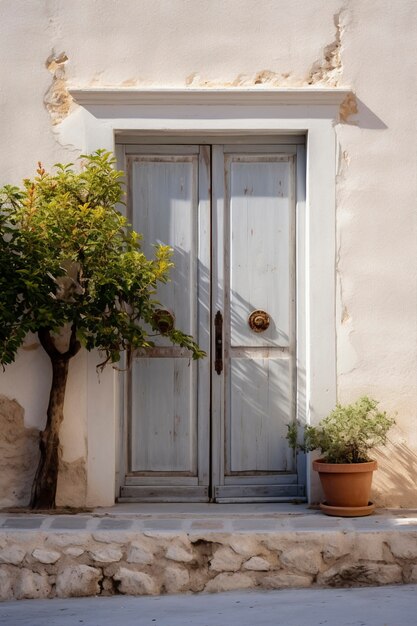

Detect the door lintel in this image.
[70,87,351,108]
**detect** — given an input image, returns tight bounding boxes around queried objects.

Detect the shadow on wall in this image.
[351,97,387,130]
[372,440,417,508]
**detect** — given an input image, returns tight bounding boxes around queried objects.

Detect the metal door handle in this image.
[214,310,223,375]
[153,308,175,334]
[248,309,270,333]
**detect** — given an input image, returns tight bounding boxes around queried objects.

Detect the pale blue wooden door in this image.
[121,145,210,501]
[211,145,303,501]
[120,142,304,502]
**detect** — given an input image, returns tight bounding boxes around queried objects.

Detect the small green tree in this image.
[0,150,204,509]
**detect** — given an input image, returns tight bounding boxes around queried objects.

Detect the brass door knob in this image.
[153,309,175,334]
[248,310,270,333]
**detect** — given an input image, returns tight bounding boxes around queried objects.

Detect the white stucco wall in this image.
[0,0,416,507]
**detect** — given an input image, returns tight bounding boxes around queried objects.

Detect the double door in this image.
[119,140,305,502]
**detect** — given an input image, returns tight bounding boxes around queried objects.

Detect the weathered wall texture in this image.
[0,0,416,507]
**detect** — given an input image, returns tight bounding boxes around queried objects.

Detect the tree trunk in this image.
[30,326,80,510]
[30,357,69,509]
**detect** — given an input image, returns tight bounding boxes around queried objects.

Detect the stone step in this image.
[0,509,416,601]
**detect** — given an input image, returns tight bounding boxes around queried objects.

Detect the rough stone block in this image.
[227,536,262,557]
[65,547,85,557]
[386,534,417,559]
[210,546,243,572]
[14,569,51,599]
[351,535,385,562]
[243,556,271,571]
[409,564,417,583]
[163,565,190,593]
[280,546,322,574]
[32,548,61,564]
[56,564,102,597]
[0,567,14,601]
[263,572,313,589]
[0,544,26,565]
[127,540,154,565]
[204,572,253,593]
[89,546,123,563]
[318,562,403,587]
[92,531,133,544]
[260,535,289,552]
[189,568,209,593]
[321,535,353,563]
[114,568,159,595]
[165,540,194,563]
[99,577,114,593]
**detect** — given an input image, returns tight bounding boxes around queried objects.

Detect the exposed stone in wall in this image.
[185,11,346,90]
[307,11,344,86]
[0,396,39,507]
[55,564,101,597]
[339,93,358,123]
[0,394,87,509]
[44,52,73,125]
[114,568,159,595]
[0,527,415,600]
[185,69,298,89]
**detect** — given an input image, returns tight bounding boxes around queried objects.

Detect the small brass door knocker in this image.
[153,308,175,334]
[248,310,270,333]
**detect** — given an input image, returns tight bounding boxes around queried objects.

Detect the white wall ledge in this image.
[69,87,351,107]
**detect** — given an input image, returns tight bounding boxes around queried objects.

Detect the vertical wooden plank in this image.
[230,357,292,471]
[197,146,211,486]
[130,156,197,337]
[128,149,199,478]
[211,145,226,490]
[229,157,291,347]
[131,357,194,472]
[223,149,297,483]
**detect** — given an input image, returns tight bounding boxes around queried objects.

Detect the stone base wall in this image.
[1,528,417,600]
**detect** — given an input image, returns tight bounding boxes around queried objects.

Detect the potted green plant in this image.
[286,397,395,517]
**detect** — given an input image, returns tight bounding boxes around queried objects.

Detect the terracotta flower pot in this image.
[313,459,377,517]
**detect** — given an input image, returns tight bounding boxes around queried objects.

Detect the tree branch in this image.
[61,323,81,359]
[38,325,81,361]
[38,328,61,360]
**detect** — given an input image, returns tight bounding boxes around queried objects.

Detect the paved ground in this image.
[0,585,416,625]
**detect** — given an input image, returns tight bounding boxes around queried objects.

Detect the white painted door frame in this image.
[68,88,347,506]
